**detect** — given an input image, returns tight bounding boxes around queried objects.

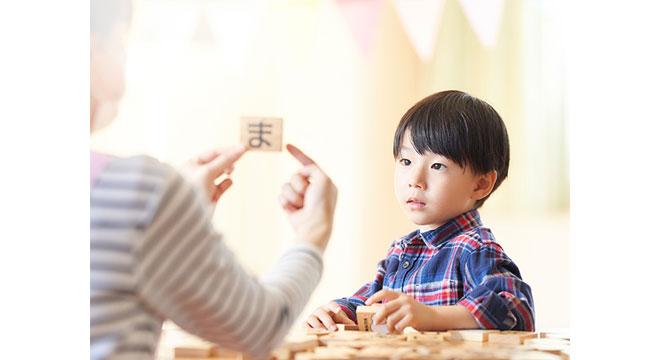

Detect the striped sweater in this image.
[91,155,323,360]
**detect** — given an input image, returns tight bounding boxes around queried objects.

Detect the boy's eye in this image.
[431,163,445,170]
[399,158,411,166]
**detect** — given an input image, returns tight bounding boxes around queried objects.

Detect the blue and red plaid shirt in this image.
[335,209,535,331]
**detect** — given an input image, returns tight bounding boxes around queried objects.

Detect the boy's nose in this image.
[408,170,426,190]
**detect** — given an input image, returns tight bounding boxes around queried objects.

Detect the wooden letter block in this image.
[337,323,360,331]
[447,329,497,342]
[173,346,211,358]
[488,331,537,345]
[355,305,383,332]
[240,116,283,151]
[306,328,331,336]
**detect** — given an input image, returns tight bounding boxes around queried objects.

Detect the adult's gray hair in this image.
[91,0,132,39]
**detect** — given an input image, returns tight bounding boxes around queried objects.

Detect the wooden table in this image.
[173,329,570,360]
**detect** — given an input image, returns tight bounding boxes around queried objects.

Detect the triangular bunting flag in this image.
[393,0,445,62]
[458,0,505,48]
[335,0,385,55]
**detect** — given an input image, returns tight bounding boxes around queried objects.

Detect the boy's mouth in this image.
[406,198,426,209]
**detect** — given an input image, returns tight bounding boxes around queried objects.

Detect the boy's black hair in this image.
[393,90,510,209]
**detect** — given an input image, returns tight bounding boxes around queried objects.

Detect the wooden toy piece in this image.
[488,331,538,345]
[209,345,244,359]
[510,350,564,360]
[306,328,330,336]
[336,323,360,331]
[522,338,570,356]
[355,345,395,360]
[283,335,320,354]
[355,304,383,332]
[240,116,283,151]
[447,329,497,342]
[173,346,211,358]
[540,331,570,341]
[405,332,447,343]
[312,346,358,359]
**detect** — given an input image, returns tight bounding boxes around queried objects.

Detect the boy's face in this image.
[394,131,483,231]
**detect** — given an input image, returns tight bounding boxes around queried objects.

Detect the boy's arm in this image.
[458,241,535,331]
[333,248,394,322]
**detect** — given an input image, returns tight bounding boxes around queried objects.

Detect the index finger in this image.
[286,144,315,166]
[365,290,399,305]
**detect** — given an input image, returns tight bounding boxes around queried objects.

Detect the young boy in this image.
[305,90,534,333]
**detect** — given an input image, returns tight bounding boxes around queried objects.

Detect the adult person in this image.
[90,1,337,359]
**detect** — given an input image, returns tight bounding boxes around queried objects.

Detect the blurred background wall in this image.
[91,0,569,346]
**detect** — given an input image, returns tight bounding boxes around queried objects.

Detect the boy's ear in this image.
[471,170,497,201]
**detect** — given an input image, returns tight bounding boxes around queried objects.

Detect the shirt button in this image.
[402,261,410,269]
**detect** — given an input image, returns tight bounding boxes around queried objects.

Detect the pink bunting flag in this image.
[335,0,385,55]
[393,0,446,62]
[458,0,505,48]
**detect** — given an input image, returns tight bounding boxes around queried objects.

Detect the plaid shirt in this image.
[335,209,535,331]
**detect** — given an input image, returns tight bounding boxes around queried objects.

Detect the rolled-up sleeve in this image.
[334,245,395,321]
[457,241,535,331]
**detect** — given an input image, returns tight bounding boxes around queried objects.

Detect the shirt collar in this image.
[401,209,483,249]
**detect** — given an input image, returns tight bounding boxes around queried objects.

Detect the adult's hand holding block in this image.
[279,144,337,252]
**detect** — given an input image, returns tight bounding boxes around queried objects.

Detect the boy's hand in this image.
[305,301,356,331]
[180,145,247,204]
[279,144,337,251]
[366,290,438,333]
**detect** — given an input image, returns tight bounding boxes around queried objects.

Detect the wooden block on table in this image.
[336,323,360,331]
[355,345,395,360]
[240,116,283,152]
[209,345,244,359]
[306,328,330,336]
[405,332,447,342]
[355,304,383,332]
[540,331,570,341]
[522,338,570,356]
[510,350,564,360]
[448,329,497,342]
[313,346,358,359]
[174,346,211,358]
[488,331,537,345]
[283,335,320,354]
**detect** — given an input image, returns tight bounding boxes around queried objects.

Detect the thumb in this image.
[331,310,356,325]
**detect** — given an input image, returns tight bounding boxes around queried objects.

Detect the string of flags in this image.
[140,0,505,62]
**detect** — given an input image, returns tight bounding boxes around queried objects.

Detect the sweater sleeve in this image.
[134,167,323,358]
